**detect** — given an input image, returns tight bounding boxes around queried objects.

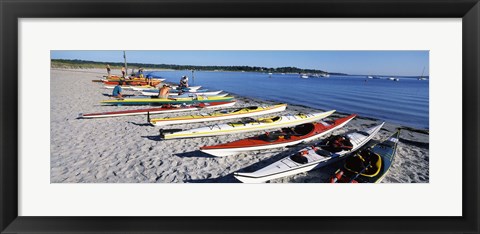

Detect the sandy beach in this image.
[50,68,429,183]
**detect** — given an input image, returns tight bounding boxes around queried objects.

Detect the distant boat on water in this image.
[321,73,330,78]
[418,66,428,80]
[367,75,374,79]
[311,73,329,78]
[300,74,309,79]
[388,77,400,81]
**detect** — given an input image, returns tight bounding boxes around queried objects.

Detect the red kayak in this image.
[200,114,356,157]
[78,101,236,119]
[103,80,162,86]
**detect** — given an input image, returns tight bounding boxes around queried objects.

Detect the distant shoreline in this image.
[51,59,344,75]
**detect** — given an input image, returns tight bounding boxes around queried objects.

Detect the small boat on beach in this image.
[133,87,206,93]
[160,110,336,139]
[329,130,400,183]
[200,114,356,157]
[103,80,163,86]
[140,90,223,97]
[233,122,384,183]
[103,77,165,82]
[105,85,203,92]
[100,95,235,106]
[149,104,287,126]
[104,84,158,90]
[78,101,236,119]
[170,85,202,91]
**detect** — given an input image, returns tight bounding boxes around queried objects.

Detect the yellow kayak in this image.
[150,104,287,126]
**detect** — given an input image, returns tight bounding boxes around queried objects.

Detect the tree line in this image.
[51,59,346,75]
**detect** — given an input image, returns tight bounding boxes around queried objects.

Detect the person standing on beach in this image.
[106,64,111,78]
[158,84,171,98]
[112,83,123,99]
[121,66,126,78]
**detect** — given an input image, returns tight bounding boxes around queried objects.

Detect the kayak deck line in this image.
[161,110,336,139]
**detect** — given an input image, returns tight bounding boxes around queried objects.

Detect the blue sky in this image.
[51,50,429,76]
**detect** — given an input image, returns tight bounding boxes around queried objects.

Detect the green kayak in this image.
[330,130,400,183]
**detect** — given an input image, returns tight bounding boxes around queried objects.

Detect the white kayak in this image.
[140,90,224,97]
[170,85,202,91]
[233,122,385,183]
[104,85,135,90]
[150,104,287,127]
[160,110,335,139]
[134,87,207,93]
[129,86,160,91]
[78,101,237,119]
[104,85,201,91]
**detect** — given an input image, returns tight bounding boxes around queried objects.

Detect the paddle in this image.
[347,155,373,183]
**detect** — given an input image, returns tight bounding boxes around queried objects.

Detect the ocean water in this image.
[147,71,429,129]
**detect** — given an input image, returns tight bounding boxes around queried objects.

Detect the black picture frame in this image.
[1,0,479,233]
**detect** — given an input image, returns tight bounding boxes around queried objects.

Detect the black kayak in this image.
[330,130,400,183]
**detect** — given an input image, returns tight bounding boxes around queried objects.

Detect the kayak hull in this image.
[100,96,235,106]
[151,104,287,127]
[138,88,206,93]
[140,90,223,97]
[103,80,163,86]
[79,101,237,118]
[162,110,336,139]
[200,114,356,157]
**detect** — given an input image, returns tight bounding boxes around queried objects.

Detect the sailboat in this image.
[418,66,428,80]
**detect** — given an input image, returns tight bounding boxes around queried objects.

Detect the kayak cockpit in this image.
[258,123,315,142]
[344,150,382,177]
[290,152,309,164]
[220,106,259,114]
[260,116,281,123]
[292,123,315,135]
[321,135,353,153]
[228,117,257,127]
